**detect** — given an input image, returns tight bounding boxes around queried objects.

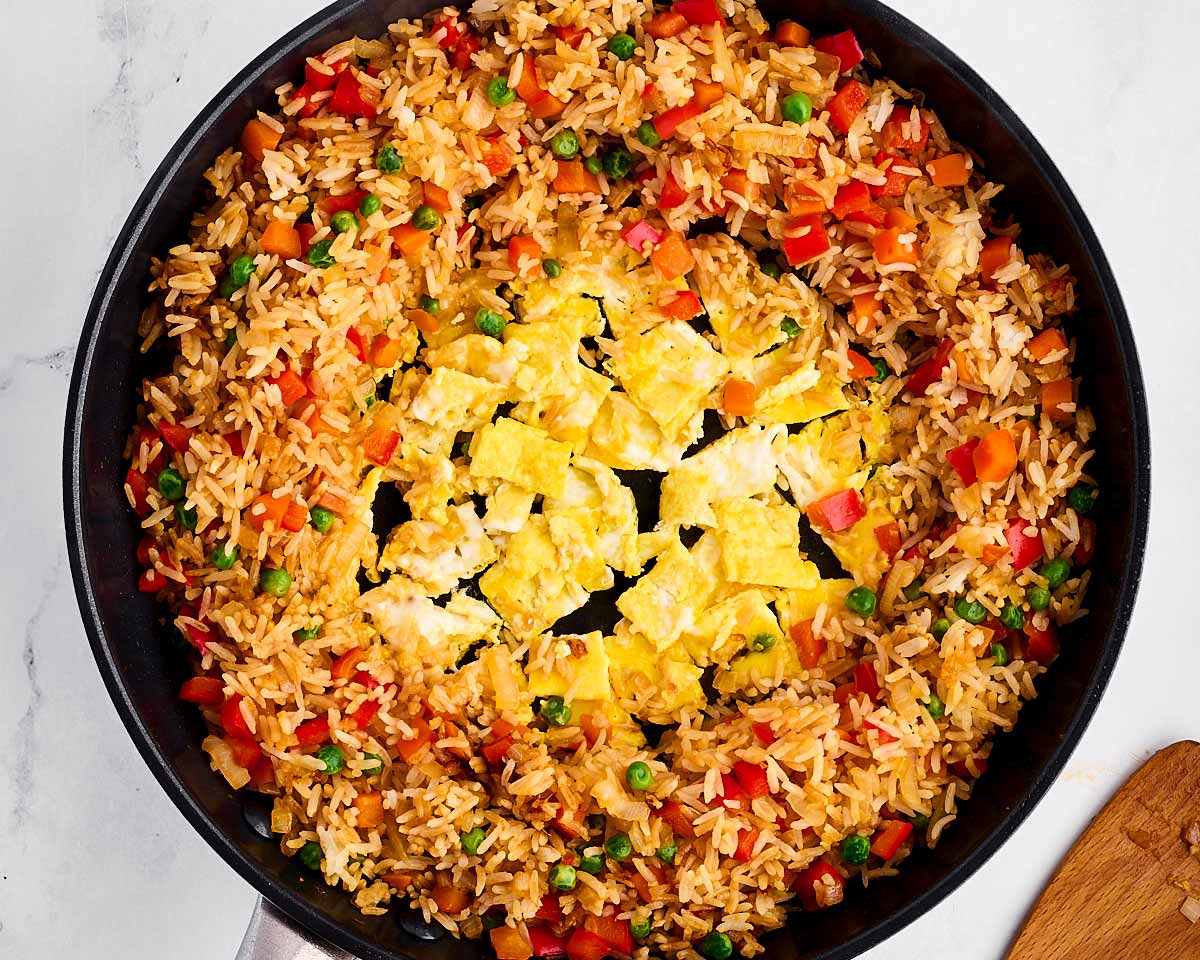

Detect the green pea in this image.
[298,840,324,870]
[1000,601,1026,630]
[626,760,653,791]
[781,92,813,125]
[376,144,403,173]
[331,209,358,234]
[631,917,651,940]
[923,694,945,719]
[316,744,344,775]
[550,129,580,159]
[991,643,1010,667]
[412,204,441,231]
[869,356,891,383]
[902,580,925,602]
[749,633,776,652]
[309,506,335,533]
[157,468,185,501]
[293,624,322,640]
[461,826,486,854]
[604,832,632,861]
[361,752,384,775]
[931,618,951,640]
[359,193,382,217]
[306,238,336,268]
[486,77,516,107]
[1040,557,1071,589]
[549,863,577,891]
[1068,485,1097,515]
[840,833,871,866]
[224,328,239,350]
[539,695,572,727]
[543,258,563,278]
[1028,586,1051,612]
[221,254,256,299]
[955,598,987,624]
[761,262,782,280]
[416,295,441,315]
[259,567,292,597]
[636,120,661,148]
[475,308,506,338]
[606,33,636,61]
[211,541,238,570]
[176,504,198,531]
[909,813,930,829]
[656,844,677,865]
[602,145,634,179]
[578,851,605,874]
[845,586,877,617]
[698,931,732,960]
[780,317,801,338]
[584,154,603,175]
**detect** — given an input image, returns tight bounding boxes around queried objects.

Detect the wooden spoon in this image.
[1007,741,1200,959]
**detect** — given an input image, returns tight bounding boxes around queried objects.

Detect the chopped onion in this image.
[1182,896,1200,924]
[203,735,250,789]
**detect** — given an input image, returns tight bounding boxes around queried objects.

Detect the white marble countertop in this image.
[0,0,1194,956]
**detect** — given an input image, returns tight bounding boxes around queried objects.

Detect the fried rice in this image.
[122,1,1098,957]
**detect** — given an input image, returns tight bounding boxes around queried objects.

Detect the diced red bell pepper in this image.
[653,102,704,140]
[826,79,869,133]
[363,425,400,465]
[137,425,167,473]
[794,861,845,911]
[853,662,880,700]
[1005,519,1044,571]
[1075,518,1096,566]
[586,915,633,954]
[295,715,330,747]
[180,617,214,654]
[528,927,567,959]
[660,290,704,321]
[480,137,516,177]
[833,682,856,705]
[846,349,877,380]
[137,566,168,592]
[553,24,586,48]
[864,720,898,744]
[565,930,610,960]
[350,699,379,730]
[782,215,831,267]
[870,151,917,198]
[873,521,902,555]
[845,202,887,227]
[550,806,586,839]
[397,717,435,762]
[534,894,563,924]
[226,735,261,769]
[159,421,194,452]
[221,695,253,739]
[481,734,514,767]
[125,468,152,515]
[329,69,379,118]
[179,676,225,704]
[905,337,955,396]
[657,799,697,838]
[672,0,725,25]
[1023,622,1059,663]
[881,108,930,153]
[752,721,777,745]
[451,32,481,71]
[732,761,770,799]
[718,772,746,810]
[622,219,664,253]
[345,327,367,361]
[268,368,309,407]
[331,648,368,682]
[318,189,368,215]
[305,58,346,91]
[249,753,275,789]
[297,222,317,255]
[947,437,981,486]
[831,180,872,220]
[733,826,759,863]
[870,820,914,860]
[806,488,865,532]
[790,618,826,669]
[135,535,156,568]
[659,172,690,209]
[431,14,464,49]
[813,30,864,73]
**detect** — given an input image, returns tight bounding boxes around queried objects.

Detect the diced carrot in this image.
[775,20,811,47]
[851,292,882,333]
[846,349,877,380]
[650,232,696,279]
[354,791,386,828]
[979,236,1014,281]
[304,402,336,441]
[261,221,302,259]
[928,153,971,187]
[382,871,418,891]
[241,118,282,163]
[722,378,756,417]
[972,428,1017,484]
[692,80,725,110]
[873,227,919,266]
[553,160,600,194]
[660,290,704,321]
[409,308,439,334]
[513,53,544,103]
[268,368,309,407]
[784,181,827,216]
[1042,378,1075,422]
[246,493,290,531]
[397,717,435,762]
[331,648,368,682]
[316,489,349,514]
[881,108,931,152]
[981,543,1009,565]
[490,926,533,960]
[826,80,869,134]
[529,93,567,119]
[719,168,753,203]
[391,222,432,256]
[508,236,543,276]
[432,884,470,914]
[281,499,309,533]
[422,181,452,213]
[368,335,404,368]
[871,820,914,860]
[873,521,902,555]
[790,618,825,669]
[363,425,400,465]
[884,207,919,231]
[1027,328,1067,362]
[647,11,689,38]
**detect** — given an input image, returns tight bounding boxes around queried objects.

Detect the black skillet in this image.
[63,0,1150,956]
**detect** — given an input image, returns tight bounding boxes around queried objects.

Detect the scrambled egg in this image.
[351,239,896,724]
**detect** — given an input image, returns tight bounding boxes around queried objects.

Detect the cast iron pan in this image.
[63,0,1151,957]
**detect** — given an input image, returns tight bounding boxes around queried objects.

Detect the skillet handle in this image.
[236,897,355,959]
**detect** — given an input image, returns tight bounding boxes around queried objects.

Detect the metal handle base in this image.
[236,897,356,960]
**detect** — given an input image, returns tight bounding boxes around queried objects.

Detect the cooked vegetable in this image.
[475,308,506,338]
[260,567,292,597]
[781,91,813,125]
[636,120,662,147]
[550,129,580,158]
[607,33,636,60]
[157,467,185,501]
[1041,557,1071,589]
[954,598,986,624]
[331,210,357,234]
[1028,586,1051,612]
[845,587,876,617]
[626,761,653,790]
[604,832,632,860]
